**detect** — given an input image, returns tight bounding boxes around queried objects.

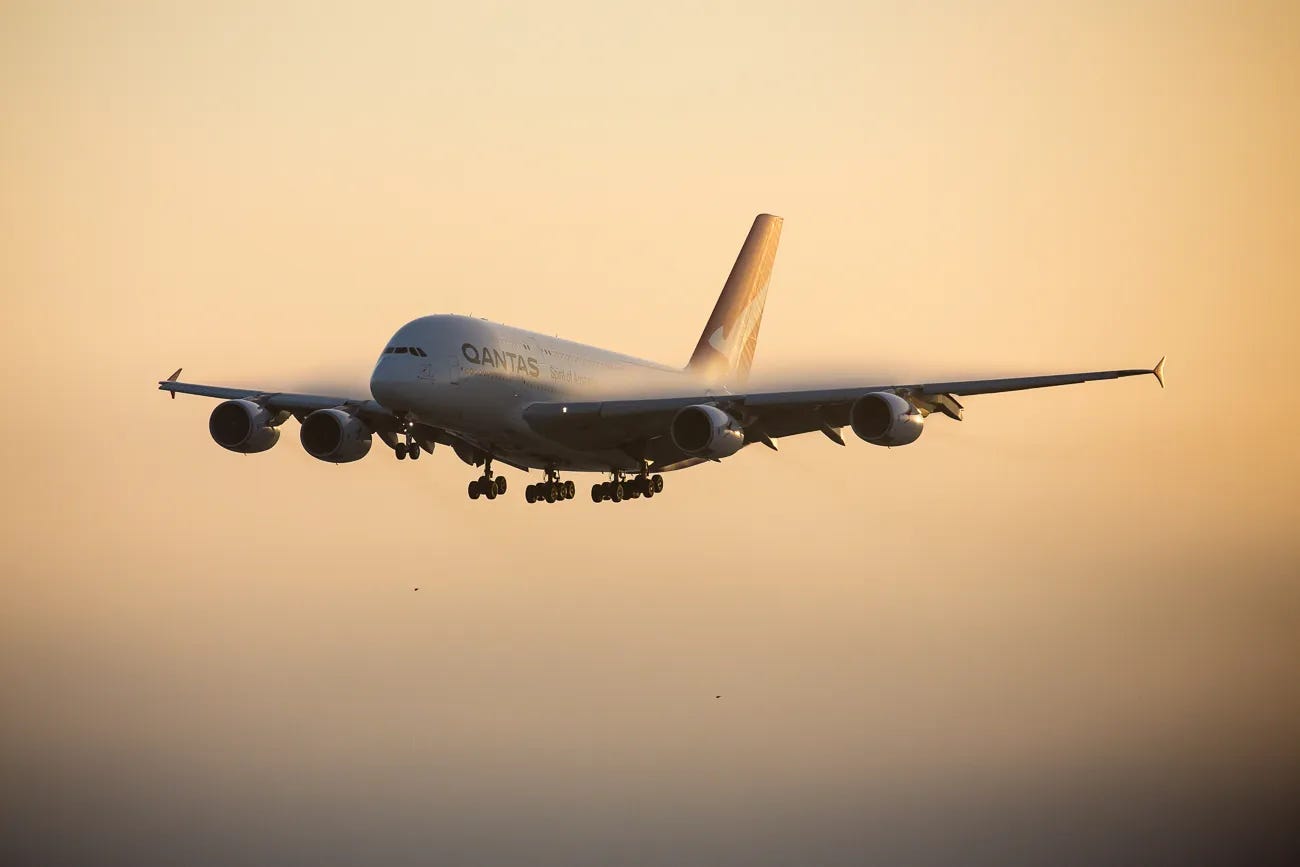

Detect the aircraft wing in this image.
[522,358,1165,463]
[157,369,400,429]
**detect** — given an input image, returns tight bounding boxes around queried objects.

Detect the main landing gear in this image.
[467,458,506,500]
[525,469,575,504]
[591,471,663,504]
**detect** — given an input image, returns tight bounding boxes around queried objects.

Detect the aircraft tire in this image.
[495,476,507,495]
[611,483,623,503]
[468,480,480,500]
[484,482,497,500]
[409,445,419,460]
[564,481,575,499]
[651,474,663,492]
[525,485,536,503]
[591,484,603,503]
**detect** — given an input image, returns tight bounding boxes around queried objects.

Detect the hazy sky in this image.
[2,2,1297,864]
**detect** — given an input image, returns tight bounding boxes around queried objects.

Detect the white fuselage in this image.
[368,315,705,471]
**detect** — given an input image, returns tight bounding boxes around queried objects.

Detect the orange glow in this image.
[1,2,1296,861]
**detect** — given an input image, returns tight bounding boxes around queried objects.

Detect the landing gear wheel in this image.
[395,443,407,460]
[468,480,480,500]
[408,444,419,460]
[651,474,663,493]
[495,476,507,495]
[545,485,557,503]
[611,483,624,503]
[484,480,497,500]
[591,484,604,503]
[564,481,575,500]
[525,484,537,503]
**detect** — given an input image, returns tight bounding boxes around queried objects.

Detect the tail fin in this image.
[686,213,782,387]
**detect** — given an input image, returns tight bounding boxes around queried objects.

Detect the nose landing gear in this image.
[393,421,421,461]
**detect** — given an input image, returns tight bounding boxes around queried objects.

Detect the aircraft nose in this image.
[370,358,404,407]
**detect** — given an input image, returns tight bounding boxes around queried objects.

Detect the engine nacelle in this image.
[208,399,283,453]
[300,408,373,463]
[850,392,924,447]
[670,404,745,459]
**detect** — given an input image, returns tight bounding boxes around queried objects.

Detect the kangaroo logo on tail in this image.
[686,214,782,387]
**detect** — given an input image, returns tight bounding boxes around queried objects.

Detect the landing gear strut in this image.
[525,468,574,504]
[394,422,420,461]
[591,469,663,503]
[467,457,506,500]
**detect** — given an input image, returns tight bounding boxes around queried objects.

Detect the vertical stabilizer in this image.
[686,214,782,387]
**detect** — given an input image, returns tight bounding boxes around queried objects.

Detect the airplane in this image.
[159,214,1164,504]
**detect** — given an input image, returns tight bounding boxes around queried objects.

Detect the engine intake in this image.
[850,392,923,447]
[208,399,283,453]
[670,404,745,459]
[300,408,373,463]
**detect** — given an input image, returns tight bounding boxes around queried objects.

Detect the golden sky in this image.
[2,2,1297,863]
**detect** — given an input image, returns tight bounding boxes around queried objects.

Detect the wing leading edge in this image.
[156,369,521,465]
[158,369,399,429]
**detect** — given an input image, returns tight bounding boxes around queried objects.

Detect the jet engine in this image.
[208,399,284,453]
[850,392,923,446]
[300,408,373,463]
[670,404,745,459]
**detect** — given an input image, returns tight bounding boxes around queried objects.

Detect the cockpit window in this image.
[413,347,427,357]
[395,347,408,354]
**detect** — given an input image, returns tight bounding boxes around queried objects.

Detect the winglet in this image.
[163,367,182,399]
[1152,356,1165,389]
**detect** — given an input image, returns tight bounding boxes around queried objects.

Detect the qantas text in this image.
[462,343,541,378]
